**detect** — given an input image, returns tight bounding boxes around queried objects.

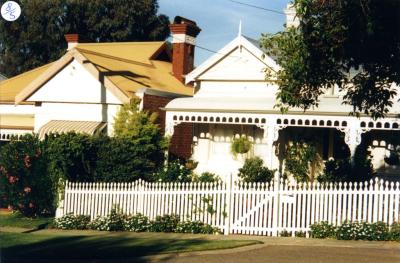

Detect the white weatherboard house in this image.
[164,29,400,181]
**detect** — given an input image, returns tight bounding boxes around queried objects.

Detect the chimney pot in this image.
[64,34,80,50]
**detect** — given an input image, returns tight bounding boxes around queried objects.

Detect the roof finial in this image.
[238,20,242,37]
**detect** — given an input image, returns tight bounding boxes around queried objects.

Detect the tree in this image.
[107,99,169,181]
[261,0,400,119]
[0,0,169,77]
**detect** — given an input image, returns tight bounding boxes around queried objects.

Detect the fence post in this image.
[138,179,143,214]
[55,179,66,218]
[225,173,233,235]
[272,174,280,236]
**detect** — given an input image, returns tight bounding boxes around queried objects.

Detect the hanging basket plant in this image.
[231,136,252,156]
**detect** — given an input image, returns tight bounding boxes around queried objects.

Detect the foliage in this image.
[192,172,221,183]
[284,141,321,182]
[124,213,150,232]
[45,133,97,183]
[175,220,219,234]
[231,136,252,156]
[148,214,180,233]
[156,159,193,183]
[45,131,166,183]
[295,231,306,238]
[238,157,275,183]
[309,221,336,239]
[55,210,221,234]
[0,0,170,77]
[94,135,162,182]
[89,207,127,231]
[0,135,53,217]
[311,221,394,241]
[54,213,90,230]
[336,221,389,241]
[318,151,375,183]
[280,229,291,237]
[261,0,400,119]
[390,222,400,241]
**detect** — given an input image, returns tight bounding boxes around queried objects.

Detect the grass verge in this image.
[0,231,260,262]
[0,210,53,229]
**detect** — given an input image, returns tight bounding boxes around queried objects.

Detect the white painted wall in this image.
[28,59,121,104]
[0,104,36,115]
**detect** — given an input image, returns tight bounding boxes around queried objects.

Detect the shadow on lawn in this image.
[1,233,208,263]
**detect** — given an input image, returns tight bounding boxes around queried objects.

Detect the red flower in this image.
[28,203,34,208]
[8,176,16,184]
[24,155,31,168]
[24,187,31,193]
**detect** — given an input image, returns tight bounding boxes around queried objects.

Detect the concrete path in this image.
[147,237,400,263]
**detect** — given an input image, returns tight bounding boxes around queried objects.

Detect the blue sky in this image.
[159,0,290,65]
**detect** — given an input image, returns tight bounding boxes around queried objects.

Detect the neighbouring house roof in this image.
[0,41,193,104]
[0,63,54,103]
[38,120,106,139]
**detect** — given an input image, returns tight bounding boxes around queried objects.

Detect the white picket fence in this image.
[57,178,400,236]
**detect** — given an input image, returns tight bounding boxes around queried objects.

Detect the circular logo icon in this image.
[1,1,21,21]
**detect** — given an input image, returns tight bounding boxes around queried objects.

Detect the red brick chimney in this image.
[64,34,81,50]
[169,16,201,84]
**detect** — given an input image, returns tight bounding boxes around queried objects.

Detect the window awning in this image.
[38,120,106,139]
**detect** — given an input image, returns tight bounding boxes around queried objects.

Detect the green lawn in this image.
[0,212,260,262]
[0,211,53,229]
[0,231,260,262]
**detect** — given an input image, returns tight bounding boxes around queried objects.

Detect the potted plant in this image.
[231,136,252,157]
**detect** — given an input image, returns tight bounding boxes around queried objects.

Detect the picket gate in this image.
[57,178,400,236]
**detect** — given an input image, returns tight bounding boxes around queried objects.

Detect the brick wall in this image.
[142,93,193,159]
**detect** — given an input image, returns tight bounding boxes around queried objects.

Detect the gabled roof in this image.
[0,63,54,103]
[0,41,193,104]
[185,34,279,84]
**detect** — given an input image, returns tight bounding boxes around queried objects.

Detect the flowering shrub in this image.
[55,211,221,234]
[124,213,150,232]
[54,213,90,230]
[310,221,336,238]
[88,207,126,231]
[175,220,219,234]
[0,134,54,217]
[148,214,180,232]
[390,222,400,241]
[336,221,389,241]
